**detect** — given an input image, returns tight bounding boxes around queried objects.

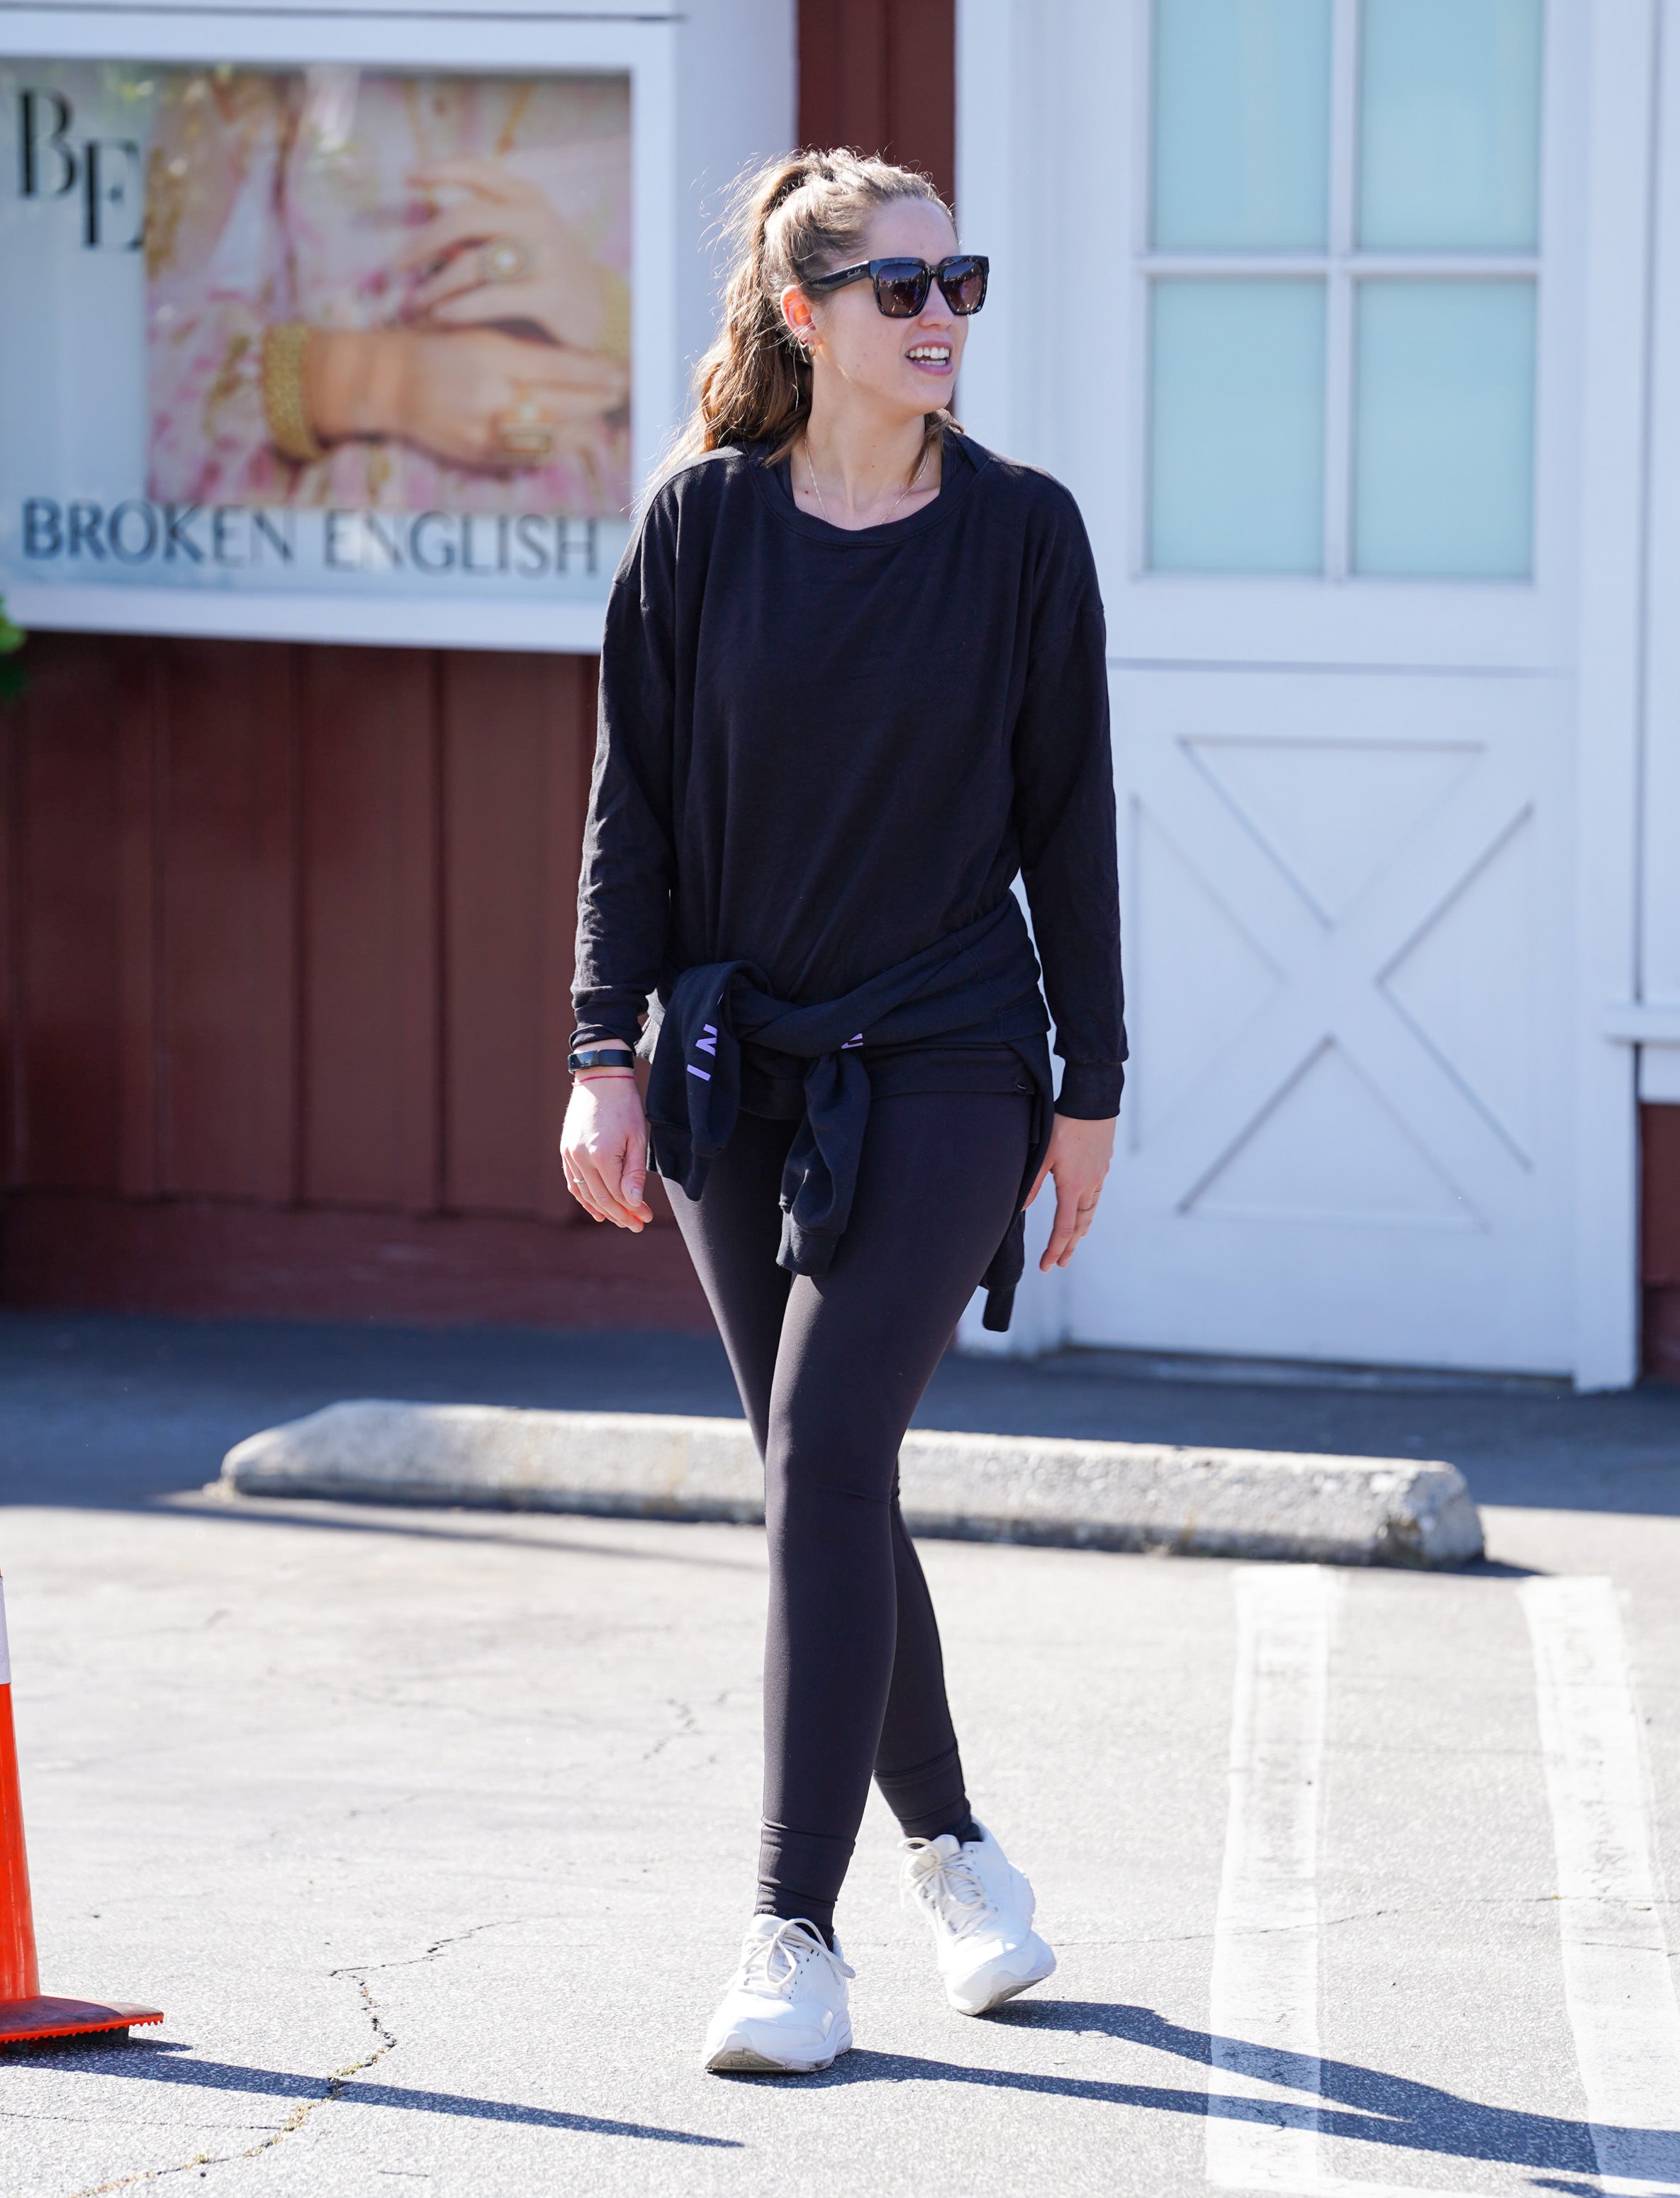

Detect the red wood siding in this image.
[1642,1103,1680,1382]
[0,632,705,1329]
[157,640,299,1203]
[797,0,956,204]
[0,1198,705,1331]
[298,647,439,1212]
[439,651,581,1222]
[11,640,128,1191]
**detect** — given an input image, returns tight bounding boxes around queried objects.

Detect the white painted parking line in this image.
[1522,1577,1680,2198]
[1208,1568,1680,2198]
[1215,2180,1531,2198]
[1206,1565,1335,2194]
[1213,2174,1680,2198]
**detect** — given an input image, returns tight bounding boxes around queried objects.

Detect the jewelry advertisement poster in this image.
[0,60,633,618]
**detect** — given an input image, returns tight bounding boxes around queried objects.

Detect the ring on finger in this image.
[493,390,556,460]
[480,235,532,284]
[564,1171,600,1212]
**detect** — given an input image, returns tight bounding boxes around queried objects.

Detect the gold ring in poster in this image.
[494,394,556,461]
[480,237,532,284]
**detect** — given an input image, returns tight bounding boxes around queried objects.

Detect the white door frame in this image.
[957,0,1652,1385]
[1621,15,1680,1119]
[1571,0,1657,1388]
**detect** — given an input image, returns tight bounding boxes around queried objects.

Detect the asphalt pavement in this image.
[1,1312,1678,2197]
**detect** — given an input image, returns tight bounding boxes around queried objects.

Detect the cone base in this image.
[0,1995,163,2047]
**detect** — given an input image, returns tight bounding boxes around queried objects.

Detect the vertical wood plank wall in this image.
[1642,1105,1680,1381]
[797,0,955,201]
[0,634,704,1326]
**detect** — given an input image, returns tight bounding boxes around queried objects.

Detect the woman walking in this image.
[562,148,1125,2074]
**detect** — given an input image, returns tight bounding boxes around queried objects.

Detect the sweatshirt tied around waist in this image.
[646,900,1054,1333]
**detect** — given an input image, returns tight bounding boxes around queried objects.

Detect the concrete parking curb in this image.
[218,1400,1485,1568]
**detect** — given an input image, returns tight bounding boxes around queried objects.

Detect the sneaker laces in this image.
[903,1840,992,1941]
[739,1918,855,1998]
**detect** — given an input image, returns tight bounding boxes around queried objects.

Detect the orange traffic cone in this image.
[0,1569,161,2047]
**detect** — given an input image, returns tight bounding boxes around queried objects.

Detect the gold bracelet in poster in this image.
[262,321,326,464]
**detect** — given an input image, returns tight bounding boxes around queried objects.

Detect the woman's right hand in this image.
[561,1074,654,1232]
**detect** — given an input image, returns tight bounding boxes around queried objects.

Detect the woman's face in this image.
[788,199,968,421]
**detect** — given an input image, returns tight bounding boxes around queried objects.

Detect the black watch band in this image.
[567,1044,637,1076]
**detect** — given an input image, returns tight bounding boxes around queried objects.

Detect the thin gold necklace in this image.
[805,438,929,528]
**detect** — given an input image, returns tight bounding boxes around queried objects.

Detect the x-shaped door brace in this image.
[1124,722,1540,1234]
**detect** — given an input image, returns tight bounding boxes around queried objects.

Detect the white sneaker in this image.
[901,1819,1057,2016]
[702,1915,856,2074]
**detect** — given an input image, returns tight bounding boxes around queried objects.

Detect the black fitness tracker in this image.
[567,1044,637,1076]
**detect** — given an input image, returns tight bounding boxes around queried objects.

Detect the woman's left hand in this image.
[1026,1113,1116,1271]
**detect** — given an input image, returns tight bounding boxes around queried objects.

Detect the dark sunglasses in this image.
[804,253,990,318]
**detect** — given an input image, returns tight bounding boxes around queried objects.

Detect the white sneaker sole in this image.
[704,2016,853,2075]
[946,1936,1056,2017]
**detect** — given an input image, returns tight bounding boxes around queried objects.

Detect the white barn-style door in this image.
[960,0,1591,1373]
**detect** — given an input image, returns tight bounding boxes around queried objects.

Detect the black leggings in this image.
[666,1090,1032,1938]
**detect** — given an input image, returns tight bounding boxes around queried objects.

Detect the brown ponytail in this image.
[675,147,957,466]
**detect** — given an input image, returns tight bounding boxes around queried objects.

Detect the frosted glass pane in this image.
[1153,0,1331,250]
[1358,0,1543,250]
[1353,281,1536,578]
[1149,280,1326,574]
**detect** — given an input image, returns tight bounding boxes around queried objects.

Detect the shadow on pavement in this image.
[30,1997,1673,2177]
[155,1495,769,1570]
[1,1311,1676,1522]
[801,1999,1669,2181]
[24,2039,740,2148]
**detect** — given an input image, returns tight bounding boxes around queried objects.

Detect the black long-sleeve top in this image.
[571,427,1126,1117]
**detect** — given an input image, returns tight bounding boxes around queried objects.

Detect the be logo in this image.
[16,87,144,250]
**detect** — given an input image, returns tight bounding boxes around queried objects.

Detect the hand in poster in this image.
[145,67,631,507]
[401,159,625,357]
[307,325,627,470]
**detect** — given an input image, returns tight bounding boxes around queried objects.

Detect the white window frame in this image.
[1135,0,1547,586]
[956,0,1584,674]
[1109,0,1583,671]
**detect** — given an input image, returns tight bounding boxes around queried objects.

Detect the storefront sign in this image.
[0,56,634,639]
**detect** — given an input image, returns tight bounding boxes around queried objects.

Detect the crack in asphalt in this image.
[344,1912,566,1974]
[57,1907,572,2188]
[59,1968,396,2198]
[642,1697,700,1761]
